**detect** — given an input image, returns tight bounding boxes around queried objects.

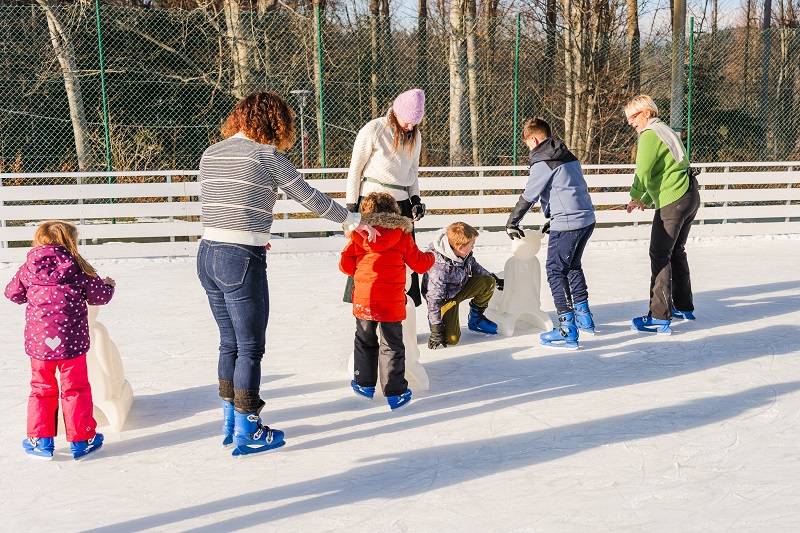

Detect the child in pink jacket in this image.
[5,221,116,460]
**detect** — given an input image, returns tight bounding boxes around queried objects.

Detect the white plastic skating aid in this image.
[485,232,553,336]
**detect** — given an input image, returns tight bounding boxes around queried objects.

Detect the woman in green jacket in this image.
[625,94,701,335]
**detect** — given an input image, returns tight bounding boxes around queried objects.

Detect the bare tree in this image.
[36,0,91,171]
[626,0,640,92]
[223,0,252,99]
[774,0,798,158]
[466,0,480,164]
[449,0,469,164]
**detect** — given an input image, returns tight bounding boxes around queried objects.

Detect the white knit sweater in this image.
[346,117,422,204]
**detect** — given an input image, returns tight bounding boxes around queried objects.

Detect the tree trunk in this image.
[448,0,468,165]
[223,0,251,99]
[417,0,428,92]
[37,0,91,171]
[465,0,479,165]
[626,0,640,93]
[370,0,380,117]
[312,0,325,165]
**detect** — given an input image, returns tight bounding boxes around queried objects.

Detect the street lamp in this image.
[290,89,313,168]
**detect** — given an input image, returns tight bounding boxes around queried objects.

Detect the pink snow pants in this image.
[27,354,97,442]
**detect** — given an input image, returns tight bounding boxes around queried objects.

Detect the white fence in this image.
[1,162,799,262]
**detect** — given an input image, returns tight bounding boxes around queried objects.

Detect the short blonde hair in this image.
[446,222,479,247]
[360,192,401,216]
[624,94,658,119]
[522,118,551,141]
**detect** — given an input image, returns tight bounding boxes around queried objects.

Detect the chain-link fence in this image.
[1,4,798,180]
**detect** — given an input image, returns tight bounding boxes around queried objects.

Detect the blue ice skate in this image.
[631,315,672,335]
[22,437,55,460]
[573,300,596,335]
[231,409,285,456]
[387,390,412,411]
[540,310,579,350]
[351,380,375,399]
[468,304,498,335]
[222,400,235,446]
[70,433,104,459]
[672,309,696,321]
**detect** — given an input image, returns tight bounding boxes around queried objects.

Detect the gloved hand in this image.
[428,323,446,349]
[346,203,359,213]
[410,195,426,221]
[506,224,525,240]
[541,220,551,234]
[491,273,504,291]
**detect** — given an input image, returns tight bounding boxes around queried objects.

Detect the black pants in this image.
[353,319,408,397]
[343,197,422,306]
[648,181,701,320]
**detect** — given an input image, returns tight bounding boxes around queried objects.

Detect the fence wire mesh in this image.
[1,4,799,184]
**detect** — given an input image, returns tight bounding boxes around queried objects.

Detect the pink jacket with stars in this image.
[4,245,115,361]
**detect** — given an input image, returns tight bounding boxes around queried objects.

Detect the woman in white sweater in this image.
[345,88,427,304]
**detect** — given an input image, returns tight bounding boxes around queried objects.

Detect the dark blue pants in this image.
[545,223,595,313]
[197,240,269,393]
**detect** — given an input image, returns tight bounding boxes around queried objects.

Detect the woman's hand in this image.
[103,276,116,287]
[355,221,381,242]
[626,198,646,213]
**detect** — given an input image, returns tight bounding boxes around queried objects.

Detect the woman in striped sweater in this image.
[197,91,377,456]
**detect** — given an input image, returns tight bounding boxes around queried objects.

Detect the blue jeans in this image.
[197,240,269,393]
[545,223,595,313]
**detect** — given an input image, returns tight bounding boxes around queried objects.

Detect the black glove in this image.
[410,195,426,221]
[346,203,359,213]
[506,195,533,239]
[492,273,504,291]
[506,224,525,240]
[541,220,551,234]
[428,323,446,349]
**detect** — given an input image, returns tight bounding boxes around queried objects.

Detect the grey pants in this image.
[649,181,701,320]
[353,319,408,397]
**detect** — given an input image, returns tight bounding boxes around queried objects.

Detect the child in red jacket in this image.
[340,192,434,410]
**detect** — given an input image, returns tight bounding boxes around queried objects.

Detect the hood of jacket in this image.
[24,245,80,285]
[529,138,579,170]
[354,211,414,252]
[430,230,465,265]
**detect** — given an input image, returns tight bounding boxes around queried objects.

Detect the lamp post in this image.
[290,89,312,168]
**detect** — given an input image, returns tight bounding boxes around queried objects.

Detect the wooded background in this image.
[1,0,798,177]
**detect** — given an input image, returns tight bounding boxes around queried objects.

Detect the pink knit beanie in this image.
[392,89,425,125]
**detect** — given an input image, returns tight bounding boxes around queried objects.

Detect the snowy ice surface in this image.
[1,235,800,532]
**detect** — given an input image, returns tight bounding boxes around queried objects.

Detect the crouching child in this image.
[422,222,503,349]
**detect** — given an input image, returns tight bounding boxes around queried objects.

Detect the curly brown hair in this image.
[360,192,401,216]
[221,91,296,151]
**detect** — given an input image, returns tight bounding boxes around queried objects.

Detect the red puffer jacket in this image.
[340,211,434,322]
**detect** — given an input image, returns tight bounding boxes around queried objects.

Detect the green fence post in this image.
[95,0,114,224]
[316,5,327,172]
[687,17,694,158]
[512,13,520,172]
[95,0,112,175]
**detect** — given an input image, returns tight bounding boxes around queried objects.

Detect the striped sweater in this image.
[199,132,358,245]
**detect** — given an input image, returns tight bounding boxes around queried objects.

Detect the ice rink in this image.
[1,235,800,532]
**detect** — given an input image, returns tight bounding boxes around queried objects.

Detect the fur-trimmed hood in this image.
[361,211,414,233]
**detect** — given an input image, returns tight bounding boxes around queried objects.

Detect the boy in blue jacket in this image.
[506,118,596,349]
[422,222,502,349]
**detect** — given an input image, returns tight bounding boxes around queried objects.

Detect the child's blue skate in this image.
[22,437,55,460]
[573,300,596,335]
[540,310,579,350]
[222,400,235,447]
[70,433,104,460]
[231,410,285,456]
[468,304,498,335]
[672,309,696,321]
[351,380,375,400]
[631,315,672,335]
[387,390,412,411]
